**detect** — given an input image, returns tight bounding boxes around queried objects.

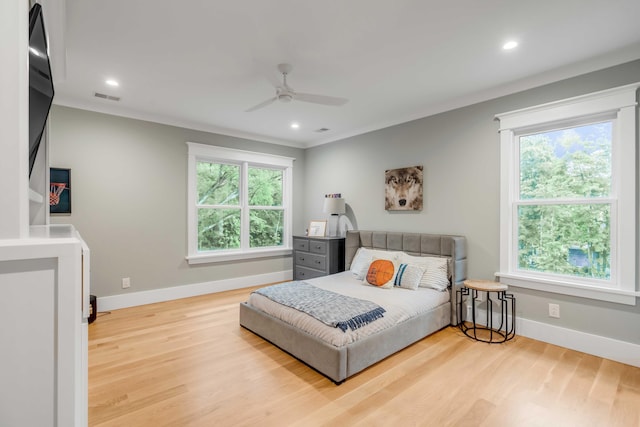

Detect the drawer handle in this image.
[300,257,305,261]
[315,260,321,264]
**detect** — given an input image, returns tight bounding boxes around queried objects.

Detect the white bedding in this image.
[247,271,450,347]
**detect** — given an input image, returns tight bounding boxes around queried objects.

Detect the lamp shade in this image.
[323,197,345,215]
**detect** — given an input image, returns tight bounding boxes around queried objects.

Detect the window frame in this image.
[496,83,639,305]
[186,142,294,264]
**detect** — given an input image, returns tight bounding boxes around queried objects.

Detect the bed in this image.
[239,230,467,383]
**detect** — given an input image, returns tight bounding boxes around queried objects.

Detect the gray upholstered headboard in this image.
[345,230,467,324]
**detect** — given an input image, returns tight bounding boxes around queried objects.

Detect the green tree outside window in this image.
[196,162,284,251]
[517,122,612,280]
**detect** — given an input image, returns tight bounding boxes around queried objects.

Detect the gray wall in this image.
[50,59,640,345]
[303,59,640,344]
[49,106,305,297]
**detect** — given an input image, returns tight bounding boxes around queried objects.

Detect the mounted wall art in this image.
[385,165,423,211]
[50,167,71,215]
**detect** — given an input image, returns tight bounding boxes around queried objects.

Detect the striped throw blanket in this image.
[254,281,386,332]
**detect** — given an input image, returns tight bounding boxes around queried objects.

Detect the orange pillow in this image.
[366,259,396,288]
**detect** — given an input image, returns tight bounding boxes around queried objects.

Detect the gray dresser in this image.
[293,236,345,280]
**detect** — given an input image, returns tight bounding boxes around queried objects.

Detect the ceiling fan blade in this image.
[245,96,277,112]
[294,92,348,106]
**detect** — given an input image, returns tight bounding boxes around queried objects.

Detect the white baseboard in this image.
[517,317,640,368]
[96,270,292,312]
[469,306,640,368]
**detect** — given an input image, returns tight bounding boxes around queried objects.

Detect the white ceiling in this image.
[46,0,640,148]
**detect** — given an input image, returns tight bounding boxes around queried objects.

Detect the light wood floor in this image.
[89,286,640,427]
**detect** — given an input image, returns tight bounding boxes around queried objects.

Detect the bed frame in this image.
[239,230,467,383]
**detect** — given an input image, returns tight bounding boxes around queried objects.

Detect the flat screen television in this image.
[28,3,55,177]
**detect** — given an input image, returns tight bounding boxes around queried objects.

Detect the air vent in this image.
[314,127,330,133]
[94,92,120,102]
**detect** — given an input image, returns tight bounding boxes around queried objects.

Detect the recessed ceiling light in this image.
[290,122,300,129]
[105,79,119,87]
[503,41,518,50]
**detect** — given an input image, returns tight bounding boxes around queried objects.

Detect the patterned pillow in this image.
[419,258,449,291]
[399,253,450,291]
[350,248,403,280]
[365,259,396,288]
[394,263,425,290]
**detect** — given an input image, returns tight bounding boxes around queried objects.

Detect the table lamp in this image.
[323,195,346,237]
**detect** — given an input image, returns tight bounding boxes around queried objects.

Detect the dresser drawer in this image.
[293,238,309,252]
[309,240,327,254]
[294,251,326,271]
[294,266,327,281]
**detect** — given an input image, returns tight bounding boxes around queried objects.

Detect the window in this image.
[187,143,294,264]
[517,121,612,280]
[496,84,638,304]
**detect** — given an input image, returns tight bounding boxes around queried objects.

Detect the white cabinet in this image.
[0,225,89,427]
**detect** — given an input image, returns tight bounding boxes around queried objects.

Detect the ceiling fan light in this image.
[245,63,349,112]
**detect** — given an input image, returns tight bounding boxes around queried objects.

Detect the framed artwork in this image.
[385,165,423,211]
[308,220,327,237]
[50,167,71,215]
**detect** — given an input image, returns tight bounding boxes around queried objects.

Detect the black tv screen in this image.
[28,3,55,177]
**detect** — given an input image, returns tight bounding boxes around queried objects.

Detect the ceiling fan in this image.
[245,63,348,112]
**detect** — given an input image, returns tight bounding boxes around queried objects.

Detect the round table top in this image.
[463,279,508,292]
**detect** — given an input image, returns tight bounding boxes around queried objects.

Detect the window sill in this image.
[186,248,292,265]
[496,272,638,305]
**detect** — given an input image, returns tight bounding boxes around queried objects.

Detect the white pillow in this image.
[368,249,403,261]
[393,263,425,290]
[350,248,372,280]
[400,253,450,291]
[420,258,449,291]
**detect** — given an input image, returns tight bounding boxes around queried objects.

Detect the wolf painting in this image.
[385,166,423,211]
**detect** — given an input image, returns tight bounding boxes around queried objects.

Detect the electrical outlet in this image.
[122,277,131,289]
[548,303,560,318]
